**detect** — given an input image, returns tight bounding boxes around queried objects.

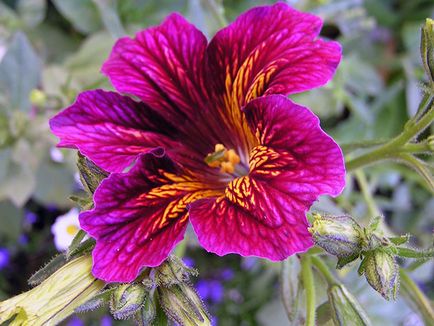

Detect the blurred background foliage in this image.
[0,0,433,325]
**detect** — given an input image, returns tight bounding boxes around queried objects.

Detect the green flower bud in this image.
[158,283,210,326]
[29,89,47,107]
[77,152,108,194]
[363,251,399,300]
[110,283,147,320]
[309,213,364,258]
[155,255,197,287]
[135,293,156,325]
[328,284,372,326]
[421,18,434,82]
[0,256,104,325]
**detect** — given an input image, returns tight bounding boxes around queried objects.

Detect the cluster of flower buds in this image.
[309,213,433,301]
[76,255,210,326]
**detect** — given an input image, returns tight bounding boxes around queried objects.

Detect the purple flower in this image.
[24,211,38,224]
[196,280,224,304]
[50,3,345,282]
[182,257,195,268]
[0,248,9,270]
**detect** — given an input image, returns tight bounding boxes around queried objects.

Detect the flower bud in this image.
[421,18,434,82]
[135,293,156,325]
[29,89,47,107]
[0,255,105,325]
[155,255,197,287]
[158,283,210,326]
[110,283,147,320]
[328,284,372,326]
[309,213,364,258]
[77,152,108,194]
[363,251,399,300]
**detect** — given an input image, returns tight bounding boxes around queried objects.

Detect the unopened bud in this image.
[77,152,108,194]
[328,284,372,326]
[0,255,104,324]
[421,18,434,82]
[110,283,147,320]
[155,255,197,287]
[363,251,399,300]
[29,89,47,107]
[135,293,156,325]
[309,213,364,258]
[158,283,210,326]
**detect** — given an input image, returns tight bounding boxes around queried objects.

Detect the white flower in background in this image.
[51,208,80,251]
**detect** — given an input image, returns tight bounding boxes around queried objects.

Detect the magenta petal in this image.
[102,14,208,123]
[80,150,190,282]
[190,197,313,260]
[49,89,186,173]
[244,95,346,198]
[190,95,345,261]
[207,3,341,109]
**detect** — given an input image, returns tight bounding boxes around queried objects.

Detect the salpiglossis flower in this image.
[50,3,345,282]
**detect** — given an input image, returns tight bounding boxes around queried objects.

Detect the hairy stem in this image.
[311,256,336,286]
[301,255,316,326]
[400,269,434,324]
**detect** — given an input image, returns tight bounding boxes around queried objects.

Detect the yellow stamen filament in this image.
[205,144,242,174]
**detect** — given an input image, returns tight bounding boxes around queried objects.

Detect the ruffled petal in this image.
[80,149,221,282]
[205,3,341,151]
[49,89,197,173]
[190,95,345,260]
[102,14,208,124]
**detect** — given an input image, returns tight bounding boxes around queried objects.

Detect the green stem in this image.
[395,153,434,192]
[345,103,434,172]
[340,139,389,153]
[301,255,316,326]
[400,142,432,153]
[400,269,434,324]
[202,0,227,27]
[395,247,434,259]
[354,170,381,217]
[311,256,337,286]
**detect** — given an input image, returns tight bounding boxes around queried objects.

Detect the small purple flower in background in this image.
[182,257,195,268]
[51,208,80,251]
[67,316,84,326]
[24,211,38,225]
[241,257,258,270]
[18,234,29,246]
[100,315,113,326]
[220,268,234,281]
[0,248,9,270]
[196,279,225,304]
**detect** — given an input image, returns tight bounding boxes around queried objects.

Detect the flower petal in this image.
[206,3,341,147]
[80,149,221,282]
[50,89,194,173]
[190,95,345,260]
[101,14,208,124]
[190,197,313,260]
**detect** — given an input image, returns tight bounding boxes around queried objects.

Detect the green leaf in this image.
[17,0,47,28]
[28,254,67,286]
[75,288,113,313]
[0,200,23,241]
[0,32,42,113]
[52,0,102,34]
[67,237,96,260]
[336,254,360,270]
[93,0,125,38]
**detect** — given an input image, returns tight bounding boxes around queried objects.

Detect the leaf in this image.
[52,0,102,34]
[0,199,23,241]
[17,0,47,28]
[336,254,360,270]
[92,0,125,38]
[75,288,113,313]
[280,256,303,324]
[28,254,67,286]
[0,32,42,113]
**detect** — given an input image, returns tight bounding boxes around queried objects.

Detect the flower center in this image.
[66,224,79,236]
[205,144,249,176]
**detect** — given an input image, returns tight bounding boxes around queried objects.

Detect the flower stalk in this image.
[300,255,316,326]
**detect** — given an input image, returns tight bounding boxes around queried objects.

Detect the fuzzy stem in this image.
[400,269,434,324]
[301,255,316,326]
[354,170,381,217]
[345,103,434,172]
[311,256,337,286]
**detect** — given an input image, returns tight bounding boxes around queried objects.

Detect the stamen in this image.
[205,144,245,176]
